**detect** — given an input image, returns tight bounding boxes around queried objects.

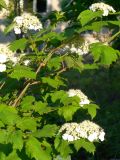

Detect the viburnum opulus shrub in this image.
[0,0,120,159]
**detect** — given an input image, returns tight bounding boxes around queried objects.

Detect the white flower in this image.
[24,60,30,66]
[62,134,74,141]
[0,64,6,72]
[28,25,35,30]
[67,135,74,142]
[62,133,69,140]
[89,2,116,16]
[14,16,23,26]
[14,27,21,34]
[99,131,105,141]
[76,127,88,138]
[0,54,7,63]
[68,89,90,107]
[71,47,77,53]
[88,132,98,142]
[10,56,19,65]
[103,9,109,16]
[80,99,90,106]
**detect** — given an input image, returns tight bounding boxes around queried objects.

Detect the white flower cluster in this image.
[65,41,89,56]
[54,155,71,160]
[68,89,90,106]
[59,120,105,142]
[13,12,42,34]
[0,44,19,72]
[89,2,116,16]
[0,0,9,17]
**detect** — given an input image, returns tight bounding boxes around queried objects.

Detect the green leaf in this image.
[84,104,99,119]
[90,43,119,66]
[10,65,36,80]
[0,130,7,143]
[78,10,102,26]
[16,117,37,131]
[33,124,58,138]
[58,105,80,121]
[84,64,98,70]
[9,38,28,51]
[7,130,23,151]
[51,90,68,103]
[64,56,75,68]
[0,152,6,160]
[0,104,19,125]
[74,139,95,154]
[34,102,53,115]
[35,32,57,41]
[0,0,7,8]
[4,23,15,34]
[20,96,35,111]
[6,151,21,160]
[0,121,5,127]
[108,21,120,26]
[26,136,51,160]
[42,77,64,88]
[47,57,62,70]
[54,136,73,158]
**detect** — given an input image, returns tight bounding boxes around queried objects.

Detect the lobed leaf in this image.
[78,10,102,26]
[84,104,99,119]
[10,65,36,80]
[0,104,19,125]
[6,151,21,160]
[9,38,28,51]
[16,117,37,131]
[54,136,73,158]
[58,105,80,121]
[90,43,119,66]
[33,124,58,138]
[26,136,51,160]
[7,130,23,151]
[74,139,95,154]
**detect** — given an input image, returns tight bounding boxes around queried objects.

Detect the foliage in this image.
[0,0,7,8]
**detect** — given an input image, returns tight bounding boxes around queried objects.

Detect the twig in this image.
[107,30,120,44]
[11,44,65,107]
[11,35,76,107]
[56,68,67,76]
[12,82,30,107]
[0,82,5,90]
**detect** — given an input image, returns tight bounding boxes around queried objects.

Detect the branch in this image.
[107,30,120,44]
[12,82,30,107]
[11,35,76,107]
[0,82,5,90]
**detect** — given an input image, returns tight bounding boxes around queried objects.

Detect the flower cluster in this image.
[89,2,116,16]
[0,44,19,72]
[59,120,105,142]
[0,0,9,17]
[54,155,71,160]
[65,41,89,56]
[13,12,42,34]
[64,33,100,56]
[67,89,90,106]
